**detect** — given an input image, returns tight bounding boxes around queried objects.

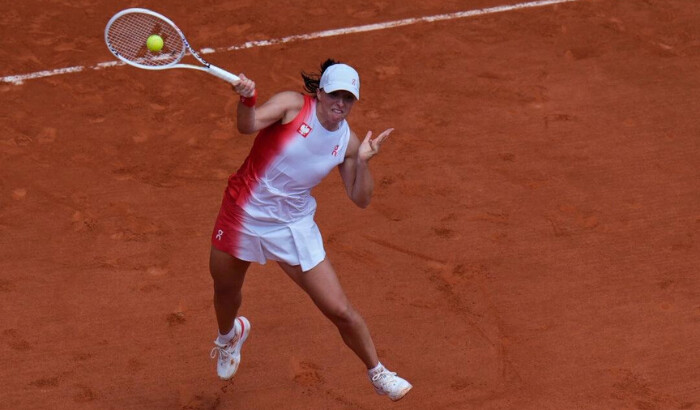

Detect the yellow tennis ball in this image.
[147,34,164,52]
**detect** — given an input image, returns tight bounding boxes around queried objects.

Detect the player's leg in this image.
[278,258,378,367]
[209,246,252,380]
[277,258,412,401]
[210,246,250,334]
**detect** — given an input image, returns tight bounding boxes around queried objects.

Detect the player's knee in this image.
[212,278,242,299]
[327,303,359,328]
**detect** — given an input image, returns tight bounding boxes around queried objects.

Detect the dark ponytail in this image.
[301,58,340,95]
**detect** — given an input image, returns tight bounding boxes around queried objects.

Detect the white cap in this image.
[319,63,360,100]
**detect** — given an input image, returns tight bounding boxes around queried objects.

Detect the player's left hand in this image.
[358,128,393,162]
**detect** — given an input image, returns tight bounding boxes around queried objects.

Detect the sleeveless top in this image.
[224,94,351,223]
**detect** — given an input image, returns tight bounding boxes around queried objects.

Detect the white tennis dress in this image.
[212,94,350,271]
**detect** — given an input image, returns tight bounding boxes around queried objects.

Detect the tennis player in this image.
[208,59,412,401]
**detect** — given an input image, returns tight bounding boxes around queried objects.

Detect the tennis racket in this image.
[104,8,240,84]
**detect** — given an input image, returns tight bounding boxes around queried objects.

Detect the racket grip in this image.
[207,64,240,84]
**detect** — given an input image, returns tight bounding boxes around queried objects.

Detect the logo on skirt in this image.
[216,229,224,240]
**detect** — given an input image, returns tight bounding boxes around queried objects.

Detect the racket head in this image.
[105,8,187,70]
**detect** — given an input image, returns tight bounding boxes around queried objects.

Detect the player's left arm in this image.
[338,128,393,208]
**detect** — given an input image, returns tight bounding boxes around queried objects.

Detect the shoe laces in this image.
[210,336,238,360]
[210,345,229,360]
[371,369,399,386]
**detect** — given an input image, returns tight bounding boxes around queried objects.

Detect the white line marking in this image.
[2,66,86,85]
[1,0,577,86]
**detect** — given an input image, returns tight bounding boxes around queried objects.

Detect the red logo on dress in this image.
[297,122,312,137]
[331,145,340,156]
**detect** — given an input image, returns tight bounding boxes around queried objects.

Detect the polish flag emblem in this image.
[297,122,312,137]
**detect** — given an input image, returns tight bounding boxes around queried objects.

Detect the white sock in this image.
[368,362,385,379]
[216,320,238,345]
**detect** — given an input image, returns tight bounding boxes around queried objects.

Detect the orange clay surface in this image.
[1,0,699,409]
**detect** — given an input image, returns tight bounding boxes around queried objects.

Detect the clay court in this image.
[1,0,699,408]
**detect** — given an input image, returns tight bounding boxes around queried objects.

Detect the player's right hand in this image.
[233,73,256,98]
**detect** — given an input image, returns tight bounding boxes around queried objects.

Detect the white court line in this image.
[1,0,577,86]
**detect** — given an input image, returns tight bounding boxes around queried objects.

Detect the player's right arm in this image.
[233,74,304,134]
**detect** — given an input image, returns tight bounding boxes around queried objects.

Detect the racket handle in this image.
[207,64,240,84]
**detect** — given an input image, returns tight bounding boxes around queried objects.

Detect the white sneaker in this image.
[370,366,413,401]
[210,316,251,380]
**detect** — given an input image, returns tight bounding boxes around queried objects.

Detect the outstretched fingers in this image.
[371,128,393,150]
[358,128,394,162]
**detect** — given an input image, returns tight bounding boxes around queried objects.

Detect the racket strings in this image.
[107,13,184,67]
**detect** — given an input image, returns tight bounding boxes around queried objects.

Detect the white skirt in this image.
[212,197,326,272]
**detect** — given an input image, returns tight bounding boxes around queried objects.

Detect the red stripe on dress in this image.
[218,94,313,253]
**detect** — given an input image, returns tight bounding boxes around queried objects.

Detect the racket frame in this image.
[104,8,240,84]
